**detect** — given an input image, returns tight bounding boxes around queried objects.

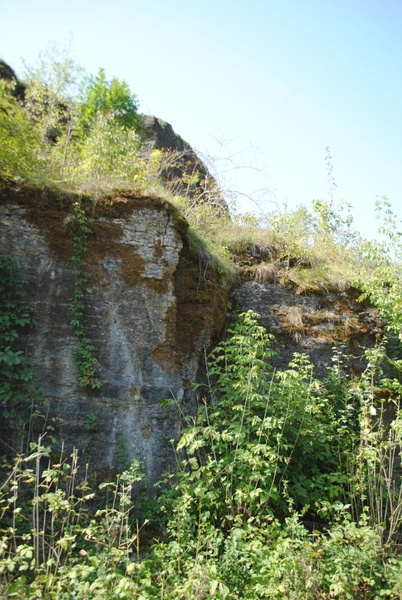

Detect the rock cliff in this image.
[232,279,382,375]
[0,182,228,483]
[142,115,229,214]
[0,60,386,491]
[0,59,25,100]
[0,179,384,484]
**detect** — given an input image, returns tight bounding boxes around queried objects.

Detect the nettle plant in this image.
[0,438,147,599]
[161,312,346,548]
[357,197,402,340]
[153,311,402,598]
[163,313,402,533]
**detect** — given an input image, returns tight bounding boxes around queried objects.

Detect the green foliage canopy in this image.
[0,48,146,191]
[79,67,143,133]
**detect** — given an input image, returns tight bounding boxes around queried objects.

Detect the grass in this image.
[173,197,363,296]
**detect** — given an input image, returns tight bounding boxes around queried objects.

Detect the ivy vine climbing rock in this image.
[0,254,42,442]
[69,202,102,389]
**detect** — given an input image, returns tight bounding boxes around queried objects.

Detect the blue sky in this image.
[2,0,402,239]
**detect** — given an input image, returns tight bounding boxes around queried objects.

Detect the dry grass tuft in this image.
[284,306,305,329]
[254,262,278,283]
[276,305,306,342]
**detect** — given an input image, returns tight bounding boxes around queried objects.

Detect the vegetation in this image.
[1,46,146,193]
[79,67,143,132]
[0,79,45,182]
[1,48,402,597]
[69,203,101,389]
[0,311,401,598]
[0,255,42,450]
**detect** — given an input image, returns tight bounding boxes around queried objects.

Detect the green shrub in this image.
[0,81,45,181]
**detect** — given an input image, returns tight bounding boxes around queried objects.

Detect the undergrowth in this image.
[0,311,401,598]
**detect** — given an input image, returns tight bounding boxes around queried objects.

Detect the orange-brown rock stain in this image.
[153,243,230,370]
[0,180,229,370]
[0,182,187,292]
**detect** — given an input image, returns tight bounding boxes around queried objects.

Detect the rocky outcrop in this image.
[0,182,228,483]
[0,177,385,486]
[231,280,383,375]
[143,116,190,153]
[0,59,26,100]
[143,115,229,214]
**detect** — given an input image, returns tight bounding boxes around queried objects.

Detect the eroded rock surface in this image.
[0,183,227,483]
[0,179,384,484]
[143,115,229,214]
[231,279,383,375]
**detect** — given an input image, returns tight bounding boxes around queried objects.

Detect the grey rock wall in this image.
[231,279,383,375]
[0,181,383,485]
[0,183,227,483]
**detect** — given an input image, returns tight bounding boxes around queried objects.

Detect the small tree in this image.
[68,113,146,190]
[23,43,82,142]
[71,68,145,189]
[79,68,143,134]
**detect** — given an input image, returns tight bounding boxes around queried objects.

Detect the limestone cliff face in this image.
[0,182,228,483]
[0,179,383,485]
[229,244,383,376]
[231,280,383,375]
